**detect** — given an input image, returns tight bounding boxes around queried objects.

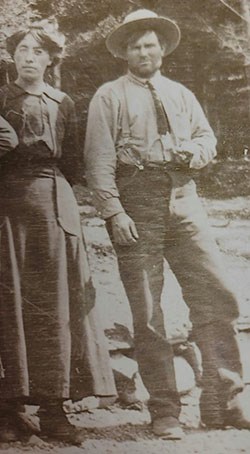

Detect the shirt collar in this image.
[127,70,162,88]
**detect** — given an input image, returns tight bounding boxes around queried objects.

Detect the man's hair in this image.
[126,29,166,50]
[6,26,63,65]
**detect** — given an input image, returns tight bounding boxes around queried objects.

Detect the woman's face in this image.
[14,33,52,83]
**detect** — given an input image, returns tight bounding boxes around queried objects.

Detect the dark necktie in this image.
[146,80,170,135]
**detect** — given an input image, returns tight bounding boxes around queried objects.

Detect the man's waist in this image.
[116,134,175,168]
[117,160,187,172]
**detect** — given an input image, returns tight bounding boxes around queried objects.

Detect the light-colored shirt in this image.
[84,71,217,219]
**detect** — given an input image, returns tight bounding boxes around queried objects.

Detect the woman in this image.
[0,26,116,444]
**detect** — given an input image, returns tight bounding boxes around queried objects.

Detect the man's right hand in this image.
[110,212,139,245]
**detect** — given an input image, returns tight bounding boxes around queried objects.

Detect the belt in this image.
[117,161,184,172]
[146,161,175,170]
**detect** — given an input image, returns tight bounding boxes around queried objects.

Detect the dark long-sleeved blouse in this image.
[0,82,80,183]
[0,82,81,236]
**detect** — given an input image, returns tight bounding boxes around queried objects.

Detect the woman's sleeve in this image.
[0,115,18,158]
[60,95,81,186]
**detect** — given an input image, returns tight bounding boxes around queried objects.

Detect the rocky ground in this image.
[2,163,250,453]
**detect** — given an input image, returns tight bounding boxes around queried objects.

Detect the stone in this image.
[27,434,48,447]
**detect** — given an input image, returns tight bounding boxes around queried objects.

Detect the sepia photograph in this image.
[0,0,250,452]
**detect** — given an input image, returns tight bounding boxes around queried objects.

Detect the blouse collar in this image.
[6,82,65,103]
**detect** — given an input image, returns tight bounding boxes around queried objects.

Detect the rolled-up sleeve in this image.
[187,91,217,169]
[84,87,125,219]
[0,115,18,157]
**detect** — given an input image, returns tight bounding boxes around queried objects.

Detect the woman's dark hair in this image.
[6,27,63,64]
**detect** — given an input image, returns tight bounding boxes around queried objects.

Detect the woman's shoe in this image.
[0,416,21,442]
[0,414,35,442]
[39,405,86,445]
[0,403,38,442]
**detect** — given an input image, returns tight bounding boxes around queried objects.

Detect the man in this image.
[84,9,249,439]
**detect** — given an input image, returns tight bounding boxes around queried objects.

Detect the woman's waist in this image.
[0,159,61,179]
[0,141,59,172]
[0,165,69,204]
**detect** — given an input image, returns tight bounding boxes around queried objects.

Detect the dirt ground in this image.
[2,188,250,454]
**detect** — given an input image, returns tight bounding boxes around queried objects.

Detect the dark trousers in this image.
[107,166,242,424]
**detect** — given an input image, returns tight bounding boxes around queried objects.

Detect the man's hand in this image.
[111,212,139,245]
[174,148,193,165]
[174,142,198,166]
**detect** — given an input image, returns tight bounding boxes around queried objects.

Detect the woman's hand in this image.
[111,212,139,245]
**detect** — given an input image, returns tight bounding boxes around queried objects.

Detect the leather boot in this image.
[152,416,184,439]
[0,401,37,442]
[39,402,86,445]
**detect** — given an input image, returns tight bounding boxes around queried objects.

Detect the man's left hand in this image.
[174,149,192,164]
[174,142,197,165]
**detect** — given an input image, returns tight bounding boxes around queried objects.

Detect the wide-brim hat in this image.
[106,9,181,59]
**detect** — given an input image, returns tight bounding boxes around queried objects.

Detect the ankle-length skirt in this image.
[0,166,116,402]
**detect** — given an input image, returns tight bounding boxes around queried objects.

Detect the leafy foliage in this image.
[0,0,37,62]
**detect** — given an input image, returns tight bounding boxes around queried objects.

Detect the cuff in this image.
[99,197,125,219]
[189,144,205,169]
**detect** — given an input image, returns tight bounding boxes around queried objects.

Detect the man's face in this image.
[126,31,165,78]
[14,33,52,83]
